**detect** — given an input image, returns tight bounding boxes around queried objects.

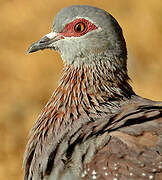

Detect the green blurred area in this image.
[0,0,162,179]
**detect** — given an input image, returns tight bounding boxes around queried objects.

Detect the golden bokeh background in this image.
[0,0,162,179]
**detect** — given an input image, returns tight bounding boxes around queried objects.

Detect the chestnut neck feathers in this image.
[24,57,135,180]
[32,58,134,137]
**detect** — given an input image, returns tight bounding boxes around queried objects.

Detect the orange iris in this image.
[74,22,85,33]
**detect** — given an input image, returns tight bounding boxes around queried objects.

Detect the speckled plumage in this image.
[24,5,162,180]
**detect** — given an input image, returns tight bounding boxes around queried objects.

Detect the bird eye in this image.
[74,22,85,33]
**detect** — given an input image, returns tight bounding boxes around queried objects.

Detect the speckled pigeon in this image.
[24,5,162,180]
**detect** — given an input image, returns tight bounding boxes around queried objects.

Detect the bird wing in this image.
[23,96,162,180]
[81,96,162,180]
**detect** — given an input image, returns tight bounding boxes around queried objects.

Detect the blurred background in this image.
[0,0,162,179]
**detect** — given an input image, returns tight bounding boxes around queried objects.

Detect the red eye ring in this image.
[74,22,85,33]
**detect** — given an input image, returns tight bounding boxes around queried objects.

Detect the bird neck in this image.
[28,59,135,172]
[43,60,135,134]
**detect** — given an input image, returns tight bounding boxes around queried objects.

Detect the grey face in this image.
[27,5,127,66]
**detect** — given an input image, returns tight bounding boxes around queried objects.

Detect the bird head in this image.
[27,5,127,67]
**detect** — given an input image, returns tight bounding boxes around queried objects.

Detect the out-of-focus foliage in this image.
[0,0,162,179]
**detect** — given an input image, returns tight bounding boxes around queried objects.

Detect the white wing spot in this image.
[92,170,97,175]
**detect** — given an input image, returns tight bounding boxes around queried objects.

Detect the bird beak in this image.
[27,32,62,54]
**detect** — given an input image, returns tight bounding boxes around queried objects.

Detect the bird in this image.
[24,5,162,180]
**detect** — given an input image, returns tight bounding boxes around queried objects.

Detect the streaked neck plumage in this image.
[24,56,135,180]
[34,58,135,137]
